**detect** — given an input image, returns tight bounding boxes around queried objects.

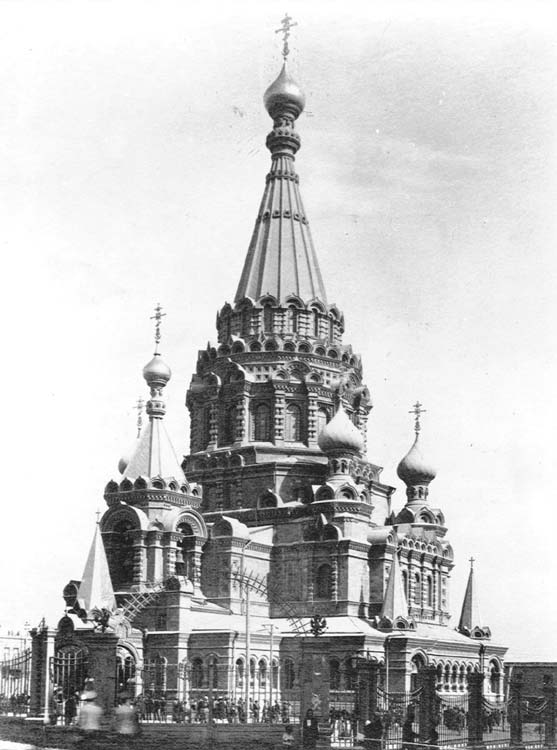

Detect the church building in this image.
[57,25,507,710]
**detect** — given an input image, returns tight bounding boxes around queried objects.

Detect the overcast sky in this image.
[1,0,556,660]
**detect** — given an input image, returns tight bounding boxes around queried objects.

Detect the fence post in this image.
[301,637,331,750]
[509,671,523,746]
[468,671,485,748]
[28,626,56,723]
[418,665,438,744]
[542,674,556,747]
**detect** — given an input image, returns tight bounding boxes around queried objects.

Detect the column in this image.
[131,530,147,587]
[192,542,203,593]
[162,532,180,580]
[29,627,56,722]
[146,531,163,584]
[468,671,485,747]
[274,386,285,444]
[418,665,438,744]
[543,675,556,747]
[509,671,523,746]
[301,637,332,750]
[307,393,318,447]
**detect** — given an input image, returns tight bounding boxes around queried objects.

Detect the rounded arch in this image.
[315,563,333,599]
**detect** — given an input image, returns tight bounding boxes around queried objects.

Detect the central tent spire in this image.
[234,17,328,306]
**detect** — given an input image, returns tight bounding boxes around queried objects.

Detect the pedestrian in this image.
[64,694,77,726]
[77,689,103,748]
[114,695,140,741]
[302,709,319,750]
[363,710,383,750]
[283,723,295,748]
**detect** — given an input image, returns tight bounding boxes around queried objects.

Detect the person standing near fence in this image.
[363,710,384,750]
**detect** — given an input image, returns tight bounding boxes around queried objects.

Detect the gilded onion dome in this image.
[264,63,306,119]
[318,405,364,455]
[143,352,171,391]
[397,432,437,486]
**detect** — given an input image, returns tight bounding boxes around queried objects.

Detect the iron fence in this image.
[0,648,31,715]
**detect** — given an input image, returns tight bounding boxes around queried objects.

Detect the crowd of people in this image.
[132,693,296,724]
[0,693,30,715]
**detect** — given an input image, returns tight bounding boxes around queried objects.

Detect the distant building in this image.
[56,36,507,706]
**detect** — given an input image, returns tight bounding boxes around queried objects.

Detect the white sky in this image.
[1,0,556,660]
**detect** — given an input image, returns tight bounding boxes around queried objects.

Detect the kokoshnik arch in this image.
[49,21,506,710]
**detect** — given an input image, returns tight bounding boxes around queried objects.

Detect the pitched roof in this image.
[123,418,185,482]
[381,553,409,621]
[458,562,483,632]
[77,525,116,614]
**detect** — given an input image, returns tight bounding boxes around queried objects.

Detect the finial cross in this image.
[95,509,101,524]
[135,397,145,438]
[409,401,426,434]
[469,556,475,569]
[150,303,166,352]
[275,13,297,61]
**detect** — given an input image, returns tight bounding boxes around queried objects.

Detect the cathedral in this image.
[56,28,507,712]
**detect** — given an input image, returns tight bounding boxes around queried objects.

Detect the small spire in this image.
[135,397,145,438]
[76,525,116,616]
[458,558,491,639]
[150,303,166,354]
[275,13,298,61]
[409,401,427,434]
[380,553,409,622]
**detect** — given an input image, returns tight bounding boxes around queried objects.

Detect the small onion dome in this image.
[118,454,129,475]
[318,406,364,455]
[397,434,437,486]
[142,352,171,390]
[264,63,306,119]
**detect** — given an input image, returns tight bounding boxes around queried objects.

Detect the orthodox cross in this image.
[469,556,475,570]
[275,13,297,61]
[135,397,145,438]
[150,303,166,353]
[409,401,426,434]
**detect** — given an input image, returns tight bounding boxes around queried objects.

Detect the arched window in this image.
[410,654,425,692]
[263,305,273,332]
[116,647,136,697]
[191,658,203,688]
[344,659,357,690]
[313,310,320,337]
[329,318,335,341]
[283,659,295,690]
[330,659,341,690]
[317,407,329,437]
[253,403,272,442]
[414,573,421,605]
[208,655,218,688]
[316,564,332,599]
[402,569,408,600]
[176,522,195,577]
[249,657,256,690]
[153,655,167,696]
[235,658,245,689]
[426,575,433,607]
[109,520,135,587]
[287,306,297,333]
[285,403,302,442]
[258,659,267,689]
[489,661,500,694]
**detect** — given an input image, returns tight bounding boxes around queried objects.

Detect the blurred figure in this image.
[114,694,140,740]
[283,723,295,748]
[78,689,102,747]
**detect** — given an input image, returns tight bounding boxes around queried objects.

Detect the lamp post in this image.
[260,623,278,707]
[241,540,253,722]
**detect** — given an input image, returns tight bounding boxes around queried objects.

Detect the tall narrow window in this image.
[313,310,320,337]
[263,305,273,332]
[316,564,332,599]
[283,659,295,690]
[402,569,408,600]
[287,306,298,333]
[285,403,302,442]
[253,403,271,442]
[191,658,203,688]
[414,573,421,605]
[426,575,433,607]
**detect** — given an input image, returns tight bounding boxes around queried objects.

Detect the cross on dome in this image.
[275,13,298,61]
[409,401,427,434]
[135,397,145,438]
[151,303,166,353]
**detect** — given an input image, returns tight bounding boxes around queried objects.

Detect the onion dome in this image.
[142,352,171,391]
[264,63,305,119]
[318,405,364,455]
[397,433,437,486]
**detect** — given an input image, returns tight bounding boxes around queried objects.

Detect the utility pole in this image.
[261,623,277,706]
[245,587,250,722]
